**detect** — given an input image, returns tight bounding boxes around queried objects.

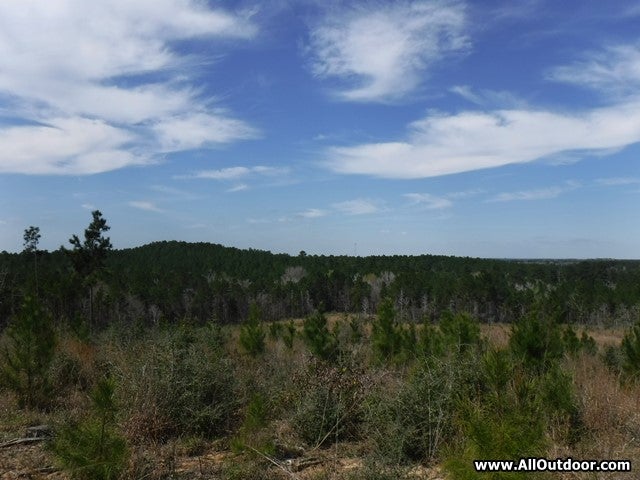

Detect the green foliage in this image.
[282,320,296,349]
[580,331,597,355]
[562,325,581,355]
[51,377,128,480]
[510,310,564,372]
[418,322,445,358]
[371,298,401,362]
[67,210,113,279]
[239,303,266,356]
[268,321,283,340]
[231,393,274,455]
[439,311,482,354]
[446,346,581,480]
[302,310,338,361]
[603,344,623,373]
[348,315,363,344]
[563,325,598,358]
[1,295,56,409]
[621,321,640,380]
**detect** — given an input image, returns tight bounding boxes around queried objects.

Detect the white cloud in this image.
[404,193,453,209]
[449,85,525,108]
[308,1,468,102]
[487,182,579,203]
[325,100,640,179]
[548,43,640,96]
[0,117,148,175]
[228,183,249,192]
[332,199,380,215]
[184,165,290,180]
[128,200,163,212]
[81,203,96,210]
[299,208,328,218]
[152,112,258,152]
[596,177,640,186]
[0,0,257,175]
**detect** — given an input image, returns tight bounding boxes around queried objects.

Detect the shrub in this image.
[302,310,338,361]
[621,321,640,380]
[239,303,266,356]
[510,310,564,372]
[439,311,482,354]
[366,356,474,465]
[116,327,237,441]
[282,320,296,349]
[418,322,445,358]
[291,361,366,447]
[1,295,56,409]
[371,298,401,362]
[51,377,128,480]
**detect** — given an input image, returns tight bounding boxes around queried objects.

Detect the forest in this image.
[2,211,640,331]
[1,211,639,479]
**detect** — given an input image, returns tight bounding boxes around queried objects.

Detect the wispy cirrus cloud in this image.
[332,199,381,215]
[0,0,257,175]
[404,193,453,209]
[128,200,163,212]
[487,181,580,203]
[298,208,328,219]
[227,184,249,193]
[596,177,640,186]
[547,42,640,97]
[308,1,468,102]
[181,166,290,181]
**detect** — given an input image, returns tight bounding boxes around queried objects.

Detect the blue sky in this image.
[0,0,639,258]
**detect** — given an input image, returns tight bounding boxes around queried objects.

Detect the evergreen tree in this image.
[302,309,337,361]
[1,295,56,409]
[51,376,128,480]
[239,303,266,356]
[23,226,41,295]
[66,210,112,330]
[371,298,400,361]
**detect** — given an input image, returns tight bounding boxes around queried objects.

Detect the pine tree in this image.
[1,295,56,409]
[239,303,266,356]
[66,210,112,330]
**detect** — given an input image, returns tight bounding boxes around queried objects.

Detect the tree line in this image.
[1,211,640,330]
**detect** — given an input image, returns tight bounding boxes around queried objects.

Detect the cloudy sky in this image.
[1,0,639,258]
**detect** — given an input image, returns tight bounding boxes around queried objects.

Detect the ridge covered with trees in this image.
[1,216,639,330]
[2,243,640,331]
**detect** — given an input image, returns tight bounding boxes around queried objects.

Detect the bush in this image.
[371,298,401,362]
[239,303,266,356]
[439,311,482,355]
[510,310,564,372]
[366,356,474,465]
[116,326,237,441]
[291,361,366,447]
[282,320,296,349]
[621,321,640,380]
[51,377,128,480]
[1,295,56,409]
[302,310,338,361]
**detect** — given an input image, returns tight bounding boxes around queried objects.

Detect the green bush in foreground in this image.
[1,295,56,409]
[51,377,128,480]
[239,303,266,356]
